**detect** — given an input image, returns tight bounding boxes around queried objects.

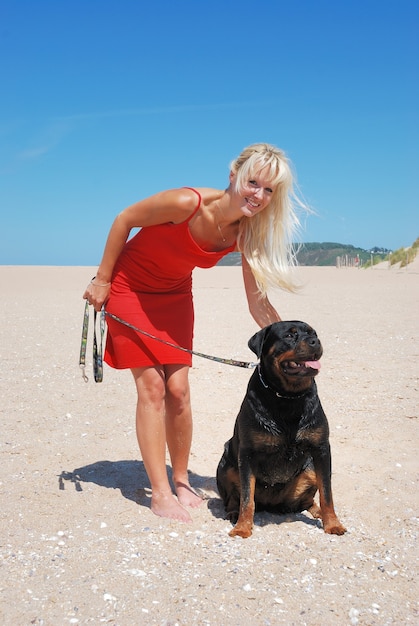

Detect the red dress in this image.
[104,188,236,368]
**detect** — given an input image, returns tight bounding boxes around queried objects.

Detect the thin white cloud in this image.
[3,99,273,172]
[19,146,51,160]
[56,99,274,122]
[15,119,74,164]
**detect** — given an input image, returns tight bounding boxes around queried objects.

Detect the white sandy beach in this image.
[1,261,418,625]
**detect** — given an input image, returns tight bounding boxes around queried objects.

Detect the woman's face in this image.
[231,165,276,218]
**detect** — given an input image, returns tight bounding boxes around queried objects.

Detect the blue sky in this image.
[1,0,418,265]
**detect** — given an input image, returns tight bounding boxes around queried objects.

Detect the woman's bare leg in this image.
[131,366,192,522]
[164,364,203,508]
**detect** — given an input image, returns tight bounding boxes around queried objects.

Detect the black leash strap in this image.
[79,304,257,383]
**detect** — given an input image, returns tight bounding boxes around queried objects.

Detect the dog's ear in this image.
[248,325,272,357]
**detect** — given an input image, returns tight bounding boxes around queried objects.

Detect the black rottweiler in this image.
[216,321,346,539]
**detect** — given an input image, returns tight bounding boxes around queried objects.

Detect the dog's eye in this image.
[285,332,297,340]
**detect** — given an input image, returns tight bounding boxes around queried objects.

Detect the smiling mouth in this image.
[281,360,321,375]
[245,198,260,209]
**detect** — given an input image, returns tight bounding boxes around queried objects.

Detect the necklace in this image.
[215,202,227,243]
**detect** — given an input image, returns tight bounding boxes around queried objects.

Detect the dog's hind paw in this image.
[307,502,322,519]
[227,511,239,524]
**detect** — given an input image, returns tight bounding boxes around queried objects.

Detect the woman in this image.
[83,142,304,522]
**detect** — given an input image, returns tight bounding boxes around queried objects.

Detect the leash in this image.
[79,303,258,383]
[79,301,105,382]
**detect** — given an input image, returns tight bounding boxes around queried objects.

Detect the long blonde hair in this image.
[232,143,306,294]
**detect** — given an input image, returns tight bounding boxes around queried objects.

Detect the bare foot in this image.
[150,492,192,523]
[175,481,203,508]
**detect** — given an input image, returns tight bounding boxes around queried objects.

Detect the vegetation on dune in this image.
[218,238,419,268]
[386,237,419,268]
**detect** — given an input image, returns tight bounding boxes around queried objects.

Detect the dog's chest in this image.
[245,386,321,443]
[251,429,311,481]
[251,425,309,455]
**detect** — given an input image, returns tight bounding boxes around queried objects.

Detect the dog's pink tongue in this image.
[305,360,321,370]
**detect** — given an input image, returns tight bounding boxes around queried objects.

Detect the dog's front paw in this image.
[229,524,253,539]
[323,518,347,535]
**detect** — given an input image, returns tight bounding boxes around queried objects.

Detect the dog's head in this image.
[249,321,323,394]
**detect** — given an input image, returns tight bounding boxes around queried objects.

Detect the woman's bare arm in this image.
[83,188,198,310]
[242,255,281,328]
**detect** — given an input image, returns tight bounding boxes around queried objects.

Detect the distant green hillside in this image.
[217,243,390,267]
[295,242,388,266]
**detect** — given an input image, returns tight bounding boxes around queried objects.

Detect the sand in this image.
[1,261,418,625]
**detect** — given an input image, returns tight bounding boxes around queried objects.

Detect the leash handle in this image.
[93,308,105,382]
[79,302,106,383]
[79,301,89,382]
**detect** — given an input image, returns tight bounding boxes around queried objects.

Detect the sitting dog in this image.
[216,321,346,539]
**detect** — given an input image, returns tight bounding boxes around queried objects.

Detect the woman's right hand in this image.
[83,279,111,312]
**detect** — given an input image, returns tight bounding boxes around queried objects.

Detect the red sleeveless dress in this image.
[104,189,236,368]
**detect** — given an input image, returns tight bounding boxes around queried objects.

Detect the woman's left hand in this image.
[83,280,111,312]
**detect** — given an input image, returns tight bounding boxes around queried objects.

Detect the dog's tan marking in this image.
[229,473,256,538]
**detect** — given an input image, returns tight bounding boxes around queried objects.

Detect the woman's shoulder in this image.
[186,187,223,205]
[191,186,222,196]
[153,187,223,220]
[150,187,201,214]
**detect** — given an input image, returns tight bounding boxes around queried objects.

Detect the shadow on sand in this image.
[58,459,219,511]
[58,459,321,530]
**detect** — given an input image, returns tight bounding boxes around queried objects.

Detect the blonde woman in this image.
[83,143,304,522]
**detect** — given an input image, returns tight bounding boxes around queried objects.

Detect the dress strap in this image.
[182,187,202,222]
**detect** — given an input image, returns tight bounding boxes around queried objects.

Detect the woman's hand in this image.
[83,279,111,312]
